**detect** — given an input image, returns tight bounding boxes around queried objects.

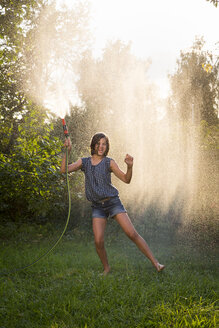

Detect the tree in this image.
[0,107,63,221]
[0,0,91,155]
[169,37,219,126]
[0,0,48,155]
[168,37,219,244]
[0,0,92,222]
[0,0,43,44]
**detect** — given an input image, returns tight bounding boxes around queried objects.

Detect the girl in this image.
[60,132,165,275]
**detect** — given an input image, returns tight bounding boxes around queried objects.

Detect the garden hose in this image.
[1,121,71,275]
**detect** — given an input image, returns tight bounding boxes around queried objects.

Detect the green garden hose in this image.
[1,146,71,275]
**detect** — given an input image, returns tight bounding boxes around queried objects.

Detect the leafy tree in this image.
[0,0,91,222]
[0,0,48,155]
[168,38,219,242]
[169,37,218,126]
[0,0,43,43]
[0,106,64,221]
[200,120,219,150]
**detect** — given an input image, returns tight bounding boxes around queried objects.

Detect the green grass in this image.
[0,228,218,328]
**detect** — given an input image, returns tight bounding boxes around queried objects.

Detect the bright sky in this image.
[56,0,219,98]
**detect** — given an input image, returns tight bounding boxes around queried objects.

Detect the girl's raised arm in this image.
[110,154,133,184]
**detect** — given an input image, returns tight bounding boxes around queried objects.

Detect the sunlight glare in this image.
[44,66,80,118]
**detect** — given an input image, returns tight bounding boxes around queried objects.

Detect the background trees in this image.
[169,38,218,126]
[0,0,43,156]
[0,1,218,246]
[0,0,91,222]
[168,37,219,244]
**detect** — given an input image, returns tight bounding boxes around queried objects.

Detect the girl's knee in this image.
[95,239,105,249]
[126,229,139,241]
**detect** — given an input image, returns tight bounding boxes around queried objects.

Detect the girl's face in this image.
[94,137,107,156]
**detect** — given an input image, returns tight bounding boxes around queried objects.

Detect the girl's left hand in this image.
[124,154,134,167]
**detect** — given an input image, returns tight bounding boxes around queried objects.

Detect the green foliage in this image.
[169,37,219,126]
[167,38,219,249]
[0,0,92,224]
[0,106,64,221]
[200,120,219,150]
[0,0,43,44]
[0,1,49,157]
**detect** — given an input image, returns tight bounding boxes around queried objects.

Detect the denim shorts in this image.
[91,196,126,219]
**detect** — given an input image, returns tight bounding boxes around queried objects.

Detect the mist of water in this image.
[43,66,78,118]
[24,1,88,119]
[25,3,203,224]
[111,97,198,217]
[77,48,201,220]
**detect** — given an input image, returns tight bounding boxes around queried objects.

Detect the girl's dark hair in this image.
[90,132,110,156]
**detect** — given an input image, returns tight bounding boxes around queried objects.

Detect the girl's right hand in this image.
[64,138,72,152]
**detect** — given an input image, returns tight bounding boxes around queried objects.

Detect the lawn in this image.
[0,224,218,328]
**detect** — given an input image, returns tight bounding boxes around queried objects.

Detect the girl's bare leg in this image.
[114,213,165,272]
[92,218,111,275]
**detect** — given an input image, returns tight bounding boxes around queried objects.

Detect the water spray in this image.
[1,119,71,275]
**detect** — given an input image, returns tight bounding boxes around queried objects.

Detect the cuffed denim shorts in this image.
[91,196,126,219]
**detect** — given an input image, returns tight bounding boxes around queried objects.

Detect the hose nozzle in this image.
[62,118,69,138]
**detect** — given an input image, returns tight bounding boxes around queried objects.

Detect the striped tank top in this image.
[81,156,119,202]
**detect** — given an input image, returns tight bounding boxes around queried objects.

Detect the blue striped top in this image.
[81,157,119,202]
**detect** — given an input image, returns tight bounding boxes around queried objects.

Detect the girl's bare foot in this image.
[156,263,165,272]
[103,267,111,276]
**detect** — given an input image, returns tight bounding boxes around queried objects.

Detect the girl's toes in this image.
[157,263,165,272]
